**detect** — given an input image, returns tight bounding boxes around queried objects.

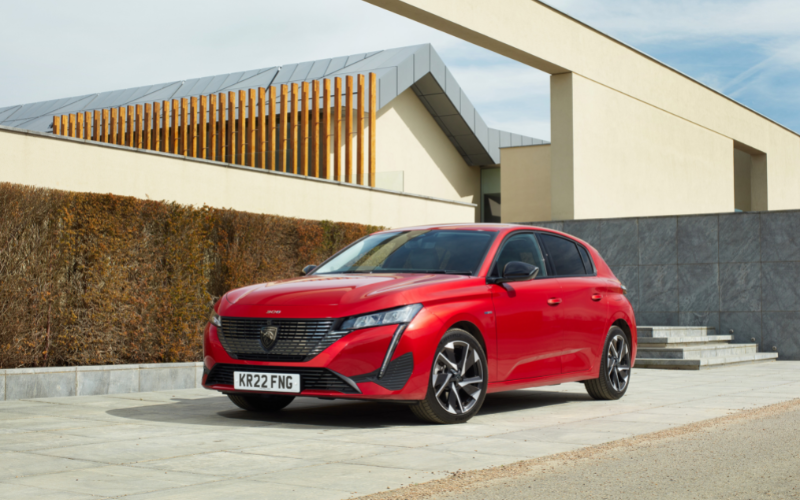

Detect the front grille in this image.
[205,363,358,394]
[219,317,346,362]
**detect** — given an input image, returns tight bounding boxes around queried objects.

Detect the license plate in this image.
[233,372,300,393]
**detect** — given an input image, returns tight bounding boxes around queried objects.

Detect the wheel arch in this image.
[448,320,488,359]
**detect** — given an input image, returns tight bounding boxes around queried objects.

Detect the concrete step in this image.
[639,335,734,346]
[635,352,779,370]
[637,343,759,360]
[638,326,716,338]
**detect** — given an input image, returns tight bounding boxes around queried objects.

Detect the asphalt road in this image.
[363,398,800,500]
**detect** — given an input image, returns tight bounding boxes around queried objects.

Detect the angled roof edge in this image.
[0,43,547,166]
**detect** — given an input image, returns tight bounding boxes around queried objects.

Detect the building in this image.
[0,43,545,227]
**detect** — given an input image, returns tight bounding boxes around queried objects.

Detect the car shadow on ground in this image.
[105,387,594,429]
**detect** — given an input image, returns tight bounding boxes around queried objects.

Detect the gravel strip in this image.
[355,398,800,500]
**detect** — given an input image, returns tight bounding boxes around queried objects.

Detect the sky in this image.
[0,0,798,141]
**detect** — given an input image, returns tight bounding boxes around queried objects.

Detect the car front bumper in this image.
[201,310,444,401]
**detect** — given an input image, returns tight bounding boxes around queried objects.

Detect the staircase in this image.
[635,326,778,370]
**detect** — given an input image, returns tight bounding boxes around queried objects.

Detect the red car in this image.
[203,224,636,424]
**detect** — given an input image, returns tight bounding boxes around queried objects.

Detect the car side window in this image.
[538,234,587,276]
[491,233,547,278]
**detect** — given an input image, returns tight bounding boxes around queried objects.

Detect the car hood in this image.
[224,273,469,309]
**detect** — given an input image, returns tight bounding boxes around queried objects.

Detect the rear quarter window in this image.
[538,233,587,276]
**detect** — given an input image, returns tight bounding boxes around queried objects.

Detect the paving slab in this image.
[0,362,799,499]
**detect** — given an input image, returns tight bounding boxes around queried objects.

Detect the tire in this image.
[585,326,632,400]
[410,328,488,424]
[227,393,295,412]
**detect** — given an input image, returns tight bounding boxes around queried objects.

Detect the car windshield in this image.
[313,230,497,275]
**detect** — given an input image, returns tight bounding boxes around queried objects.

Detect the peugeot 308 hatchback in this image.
[203,224,637,424]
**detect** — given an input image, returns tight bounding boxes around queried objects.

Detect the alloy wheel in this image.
[607,333,631,392]
[432,340,484,415]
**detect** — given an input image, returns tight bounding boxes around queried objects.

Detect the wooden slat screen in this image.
[50,73,378,186]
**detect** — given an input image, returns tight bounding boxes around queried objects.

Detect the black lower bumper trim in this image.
[351,352,414,391]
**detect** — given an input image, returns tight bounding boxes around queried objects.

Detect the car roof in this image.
[377,223,554,233]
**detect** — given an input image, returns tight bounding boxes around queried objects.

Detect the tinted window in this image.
[578,245,594,274]
[313,230,496,275]
[491,233,547,277]
[539,234,587,276]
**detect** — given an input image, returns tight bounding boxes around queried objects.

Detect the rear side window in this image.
[578,245,594,274]
[538,234,587,276]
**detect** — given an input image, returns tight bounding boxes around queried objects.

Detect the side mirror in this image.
[301,264,317,276]
[490,261,539,284]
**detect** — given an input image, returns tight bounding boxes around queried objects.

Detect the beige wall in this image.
[375,88,481,220]
[500,145,551,223]
[365,0,800,217]
[734,148,752,212]
[0,127,475,228]
[556,73,735,219]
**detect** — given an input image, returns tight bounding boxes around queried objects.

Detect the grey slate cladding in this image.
[519,210,800,360]
[0,43,546,167]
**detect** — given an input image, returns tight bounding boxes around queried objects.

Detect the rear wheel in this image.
[585,326,631,400]
[227,393,295,412]
[411,329,488,424]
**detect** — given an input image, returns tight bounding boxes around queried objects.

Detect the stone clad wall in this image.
[523,211,800,360]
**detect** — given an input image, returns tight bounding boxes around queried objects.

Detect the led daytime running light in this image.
[341,304,422,331]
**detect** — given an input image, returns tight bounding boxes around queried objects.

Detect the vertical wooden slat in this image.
[199,95,208,159]
[246,89,255,167]
[237,90,245,165]
[76,112,85,139]
[291,83,299,174]
[170,100,179,153]
[144,104,152,150]
[258,87,266,169]
[154,103,161,150]
[126,106,134,146]
[268,86,276,171]
[110,108,118,144]
[334,77,342,182]
[180,99,188,155]
[311,80,319,177]
[369,72,377,188]
[68,114,76,138]
[227,92,236,163]
[209,94,217,161]
[61,115,69,138]
[117,106,128,146]
[52,116,60,136]
[135,105,143,148]
[102,109,109,143]
[280,84,288,172]
[93,110,101,142]
[356,74,365,185]
[322,79,331,179]
[345,75,353,183]
[219,93,227,162]
[189,96,198,158]
[161,101,169,152]
[300,81,309,177]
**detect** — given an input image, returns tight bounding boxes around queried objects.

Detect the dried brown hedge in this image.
[0,183,380,368]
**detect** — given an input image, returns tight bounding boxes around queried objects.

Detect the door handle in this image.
[547,298,562,306]
[591,294,602,301]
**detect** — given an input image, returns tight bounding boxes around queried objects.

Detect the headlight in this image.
[341,304,423,331]
[209,310,222,328]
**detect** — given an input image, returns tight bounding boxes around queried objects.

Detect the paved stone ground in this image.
[378,396,800,500]
[1,362,799,499]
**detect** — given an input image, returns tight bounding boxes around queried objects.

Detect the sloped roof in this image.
[0,44,546,166]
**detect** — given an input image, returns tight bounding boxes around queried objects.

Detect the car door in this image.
[537,233,608,374]
[490,232,563,381]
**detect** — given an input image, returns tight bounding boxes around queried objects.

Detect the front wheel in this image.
[227,393,295,412]
[585,326,632,400]
[411,329,488,424]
